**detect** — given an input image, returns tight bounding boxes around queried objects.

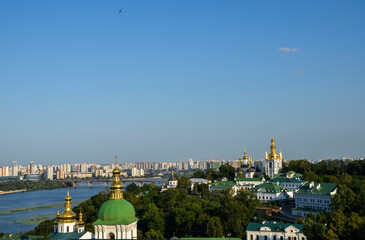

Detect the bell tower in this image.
[265,138,283,178]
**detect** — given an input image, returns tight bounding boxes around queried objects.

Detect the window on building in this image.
[281,237,283,240]
[110,233,115,239]
[264,236,268,240]
[251,235,253,240]
[256,236,259,240]
[273,236,277,240]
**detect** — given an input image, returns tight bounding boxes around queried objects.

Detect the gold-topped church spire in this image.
[243,147,249,160]
[77,209,85,228]
[266,137,282,160]
[248,156,253,169]
[110,154,124,200]
[57,189,77,223]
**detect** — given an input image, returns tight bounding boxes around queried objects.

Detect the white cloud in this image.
[292,71,304,76]
[279,47,300,53]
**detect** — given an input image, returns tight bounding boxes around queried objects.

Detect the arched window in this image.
[109,233,115,239]
[67,226,69,232]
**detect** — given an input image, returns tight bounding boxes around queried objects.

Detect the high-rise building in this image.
[2,166,9,176]
[131,167,144,177]
[12,161,18,176]
[46,166,54,180]
[188,158,194,169]
[30,161,36,174]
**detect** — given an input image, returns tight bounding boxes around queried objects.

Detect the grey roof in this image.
[190,178,211,183]
[169,174,177,181]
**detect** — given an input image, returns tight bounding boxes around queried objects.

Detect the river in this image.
[0,180,165,234]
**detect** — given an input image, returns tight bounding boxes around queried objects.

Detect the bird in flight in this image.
[118,8,123,14]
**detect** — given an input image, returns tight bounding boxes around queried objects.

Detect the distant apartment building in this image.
[46,166,53,180]
[29,161,36,174]
[131,167,145,177]
[12,161,18,176]
[2,166,9,176]
[56,170,65,179]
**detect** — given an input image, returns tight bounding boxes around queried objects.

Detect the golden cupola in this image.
[242,148,249,161]
[57,190,77,223]
[266,138,282,160]
[109,154,124,200]
[77,210,85,228]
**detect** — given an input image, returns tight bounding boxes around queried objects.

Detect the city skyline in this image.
[1,1,365,164]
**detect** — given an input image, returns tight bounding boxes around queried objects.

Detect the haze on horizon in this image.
[1,0,365,165]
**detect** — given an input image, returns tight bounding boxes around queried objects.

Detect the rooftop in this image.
[246,221,304,233]
[252,183,286,193]
[296,182,337,195]
[210,181,236,189]
[267,177,305,184]
[236,177,263,182]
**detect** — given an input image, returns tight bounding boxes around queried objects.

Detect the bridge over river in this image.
[55,178,168,188]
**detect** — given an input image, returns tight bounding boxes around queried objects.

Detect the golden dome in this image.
[266,138,282,160]
[109,167,124,199]
[57,190,77,223]
[77,211,85,227]
[243,148,249,160]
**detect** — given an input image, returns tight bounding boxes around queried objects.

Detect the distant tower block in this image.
[265,138,283,178]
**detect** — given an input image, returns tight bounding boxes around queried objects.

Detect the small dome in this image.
[97,199,136,224]
[113,166,121,174]
[169,175,177,181]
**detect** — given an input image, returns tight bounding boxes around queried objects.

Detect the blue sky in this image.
[1,1,364,165]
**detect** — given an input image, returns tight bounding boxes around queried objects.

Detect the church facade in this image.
[50,155,138,240]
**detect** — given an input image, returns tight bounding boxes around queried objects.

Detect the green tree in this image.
[331,185,356,214]
[192,170,206,179]
[206,217,223,237]
[219,164,236,180]
[324,229,339,240]
[141,203,165,234]
[145,229,164,239]
[177,176,192,191]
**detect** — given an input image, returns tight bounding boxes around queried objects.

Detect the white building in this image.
[93,164,138,239]
[161,171,178,191]
[190,178,211,191]
[210,180,239,196]
[30,161,37,174]
[131,167,145,177]
[264,138,283,178]
[292,182,337,217]
[50,191,93,239]
[246,221,307,240]
[12,161,18,176]
[252,183,293,202]
[267,177,306,191]
[46,166,54,180]
[235,177,265,190]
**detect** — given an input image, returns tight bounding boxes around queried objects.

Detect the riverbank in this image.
[0,189,26,195]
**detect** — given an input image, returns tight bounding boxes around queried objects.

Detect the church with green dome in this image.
[93,157,138,239]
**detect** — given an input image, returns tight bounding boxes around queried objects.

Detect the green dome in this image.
[93,199,138,225]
